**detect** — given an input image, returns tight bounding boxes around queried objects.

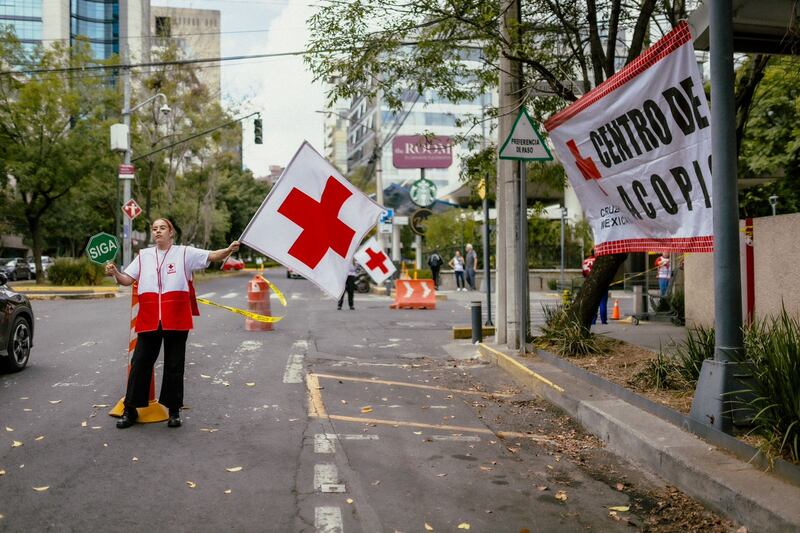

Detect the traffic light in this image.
[254,118,263,144]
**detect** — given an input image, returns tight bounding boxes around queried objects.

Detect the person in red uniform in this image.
[582,248,608,325]
[105,218,240,429]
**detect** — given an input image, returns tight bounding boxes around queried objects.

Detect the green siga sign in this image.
[86,232,119,265]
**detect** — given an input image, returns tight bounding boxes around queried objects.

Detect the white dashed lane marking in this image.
[198,292,216,298]
[431,435,482,442]
[315,506,343,533]
[221,292,238,299]
[283,354,304,383]
[314,464,344,493]
[314,434,379,453]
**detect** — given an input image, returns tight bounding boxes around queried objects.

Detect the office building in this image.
[151,6,221,98]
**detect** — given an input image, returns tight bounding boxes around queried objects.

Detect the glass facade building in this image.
[0,0,44,52]
[71,0,119,59]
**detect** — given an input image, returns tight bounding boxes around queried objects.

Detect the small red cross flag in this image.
[240,141,384,299]
[354,236,396,284]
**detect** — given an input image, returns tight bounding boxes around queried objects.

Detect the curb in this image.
[25,292,118,300]
[478,343,800,532]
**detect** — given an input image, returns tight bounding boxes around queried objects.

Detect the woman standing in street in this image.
[105,218,239,429]
[449,250,466,291]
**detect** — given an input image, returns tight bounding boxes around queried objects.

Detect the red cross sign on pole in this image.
[122,199,142,220]
[240,141,384,299]
[355,236,396,284]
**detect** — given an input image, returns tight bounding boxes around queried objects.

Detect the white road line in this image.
[428,406,449,409]
[236,340,262,353]
[315,507,343,533]
[431,435,482,442]
[198,292,216,298]
[314,434,335,454]
[221,292,238,299]
[314,464,344,492]
[292,340,309,351]
[282,354,305,383]
[327,434,379,441]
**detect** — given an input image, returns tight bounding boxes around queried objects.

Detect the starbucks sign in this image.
[409,178,437,208]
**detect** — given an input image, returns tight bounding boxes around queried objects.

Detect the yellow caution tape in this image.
[196,298,283,323]
[257,275,287,306]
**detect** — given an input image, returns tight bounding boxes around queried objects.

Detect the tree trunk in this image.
[570,253,627,335]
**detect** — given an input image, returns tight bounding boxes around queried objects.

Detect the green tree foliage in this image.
[0,33,117,282]
[738,56,800,217]
[423,210,481,258]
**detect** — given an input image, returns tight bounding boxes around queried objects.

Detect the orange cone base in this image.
[108,398,169,423]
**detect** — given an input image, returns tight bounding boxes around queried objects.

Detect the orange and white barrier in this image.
[246,275,273,331]
[390,279,436,309]
[109,282,169,422]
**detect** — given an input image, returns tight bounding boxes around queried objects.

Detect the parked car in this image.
[0,258,32,281]
[0,273,34,372]
[26,255,54,277]
[222,256,245,271]
[287,268,303,279]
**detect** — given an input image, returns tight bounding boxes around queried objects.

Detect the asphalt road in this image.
[0,269,718,532]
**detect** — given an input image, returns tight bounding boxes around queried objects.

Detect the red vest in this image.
[132,246,195,332]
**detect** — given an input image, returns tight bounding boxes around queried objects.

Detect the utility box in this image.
[110,123,129,152]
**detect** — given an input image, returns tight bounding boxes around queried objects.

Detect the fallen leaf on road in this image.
[346,498,354,504]
[0,469,5,475]
[413,431,422,435]
[436,473,447,477]
[199,428,219,433]
[186,481,196,488]
[200,374,211,379]
[424,523,434,531]
[555,490,568,502]
[479,466,493,472]
[92,404,109,408]
[132,457,138,462]
[245,383,256,387]
[91,427,101,430]
[615,483,625,491]
[80,421,87,427]
[340,400,347,404]
[224,489,232,494]
[226,466,243,472]
[5,427,12,432]
[23,409,32,412]
[360,406,373,413]
[11,441,22,448]
[506,447,520,453]
[49,400,61,404]
[458,523,470,529]
[536,486,548,491]
[608,505,629,512]
[609,511,621,521]
[35,436,44,441]
[371,480,380,486]
[32,486,49,492]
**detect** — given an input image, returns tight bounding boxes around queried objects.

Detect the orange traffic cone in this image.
[612,299,621,320]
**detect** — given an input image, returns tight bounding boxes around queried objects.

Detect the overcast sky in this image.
[153,0,325,176]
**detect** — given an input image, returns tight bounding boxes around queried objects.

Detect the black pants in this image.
[466,268,476,290]
[338,275,355,309]
[124,324,189,412]
[430,266,440,288]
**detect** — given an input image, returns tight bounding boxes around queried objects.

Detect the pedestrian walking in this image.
[465,243,478,290]
[338,260,357,310]
[105,218,240,429]
[582,248,608,325]
[655,253,671,296]
[427,250,443,289]
[450,250,466,291]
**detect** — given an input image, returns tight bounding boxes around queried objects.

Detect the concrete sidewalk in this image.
[477,342,800,532]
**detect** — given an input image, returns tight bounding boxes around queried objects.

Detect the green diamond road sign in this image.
[86,232,119,265]
[410,177,437,208]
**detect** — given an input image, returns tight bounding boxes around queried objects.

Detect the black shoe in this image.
[167,412,182,428]
[116,409,138,429]
[337,306,342,310]
[349,306,355,310]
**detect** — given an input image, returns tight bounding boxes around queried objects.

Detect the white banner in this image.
[544,22,713,256]
[240,142,384,299]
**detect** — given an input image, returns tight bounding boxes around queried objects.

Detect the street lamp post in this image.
[116,71,170,267]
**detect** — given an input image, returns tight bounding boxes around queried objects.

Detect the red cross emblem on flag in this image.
[354,236,396,284]
[240,142,384,299]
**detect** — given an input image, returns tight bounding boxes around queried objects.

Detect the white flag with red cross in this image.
[240,141,384,299]
[354,236,396,284]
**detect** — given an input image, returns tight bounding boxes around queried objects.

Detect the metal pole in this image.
[122,65,132,268]
[518,160,528,353]
[480,92,493,327]
[689,0,743,434]
[483,195,493,326]
[560,207,566,290]
[471,301,483,343]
